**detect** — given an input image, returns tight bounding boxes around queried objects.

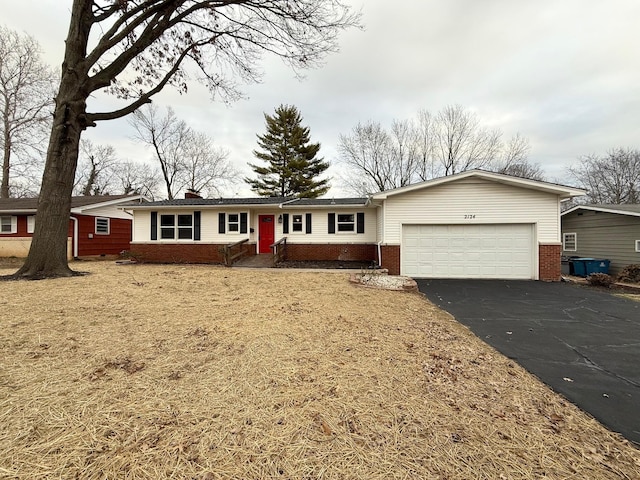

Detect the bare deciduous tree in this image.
[492,133,545,181]
[74,140,118,195]
[74,140,161,197]
[338,120,394,195]
[14,0,359,278]
[568,148,640,204]
[433,105,502,176]
[0,26,56,198]
[182,131,234,197]
[414,109,437,182]
[130,104,235,199]
[130,105,189,200]
[114,159,160,199]
[339,106,539,195]
[389,119,419,188]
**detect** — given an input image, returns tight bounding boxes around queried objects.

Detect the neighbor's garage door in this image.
[402,224,534,279]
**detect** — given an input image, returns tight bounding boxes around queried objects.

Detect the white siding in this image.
[376,204,384,243]
[133,210,151,242]
[131,207,376,244]
[382,178,560,244]
[279,208,376,244]
[77,205,133,220]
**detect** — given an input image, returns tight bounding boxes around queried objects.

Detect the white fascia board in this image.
[561,205,640,218]
[371,170,586,200]
[0,209,37,214]
[71,195,148,213]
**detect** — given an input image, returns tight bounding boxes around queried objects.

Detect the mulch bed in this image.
[276,260,375,269]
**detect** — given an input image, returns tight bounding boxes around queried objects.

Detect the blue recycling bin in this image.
[571,258,610,277]
[584,259,610,275]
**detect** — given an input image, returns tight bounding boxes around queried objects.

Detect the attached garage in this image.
[401,224,534,279]
[371,170,585,281]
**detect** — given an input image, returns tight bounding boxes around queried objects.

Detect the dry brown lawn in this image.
[1,261,639,479]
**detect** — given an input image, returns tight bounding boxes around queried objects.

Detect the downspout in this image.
[377,241,382,269]
[70,216,79,259]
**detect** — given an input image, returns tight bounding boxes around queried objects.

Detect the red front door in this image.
[258,215,275,254]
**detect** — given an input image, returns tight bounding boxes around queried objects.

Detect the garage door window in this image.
[563,233,577,251]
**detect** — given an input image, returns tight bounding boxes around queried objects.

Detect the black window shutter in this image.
[282,213,289,234]
[328,213,335,234]
[240,212,248,234]
[306,213,312,234]
[357,212,365,234]
[150,211,157,240]
[194,211,201,240]
[218,213,226,234]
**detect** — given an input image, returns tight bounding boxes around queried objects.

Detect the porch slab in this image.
[233,254,275,268]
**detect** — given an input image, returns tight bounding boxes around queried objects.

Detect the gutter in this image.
[70,216,79,258]
[279,198,300,208]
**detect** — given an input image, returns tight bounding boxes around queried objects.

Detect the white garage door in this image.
[402,224,534,279]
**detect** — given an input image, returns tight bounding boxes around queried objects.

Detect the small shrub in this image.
[617,264,640,284]
[587,273,613,288]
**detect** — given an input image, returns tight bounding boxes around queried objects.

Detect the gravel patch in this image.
[350,272,418,291]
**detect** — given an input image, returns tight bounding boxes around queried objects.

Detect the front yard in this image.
[0,262,638,479]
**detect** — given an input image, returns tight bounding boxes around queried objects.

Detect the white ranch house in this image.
[126,170,584,280]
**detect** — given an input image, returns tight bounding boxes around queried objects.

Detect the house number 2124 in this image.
[464,214,476,219]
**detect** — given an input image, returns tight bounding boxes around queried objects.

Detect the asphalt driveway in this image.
[416,279,640,446]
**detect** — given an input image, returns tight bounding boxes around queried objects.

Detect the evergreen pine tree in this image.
[246,104,330,198]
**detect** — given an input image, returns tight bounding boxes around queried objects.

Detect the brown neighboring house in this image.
[0,195,147,259]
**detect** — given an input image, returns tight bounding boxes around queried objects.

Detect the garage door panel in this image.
[402,224,534,279]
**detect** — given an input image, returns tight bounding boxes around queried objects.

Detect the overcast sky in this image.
[3,0,640,197]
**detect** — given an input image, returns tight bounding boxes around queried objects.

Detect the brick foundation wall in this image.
[379,245,401,275]
[539,243,561,282]
[285,243,376,262]
[131,243,255,264]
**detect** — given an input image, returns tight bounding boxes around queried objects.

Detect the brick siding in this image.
[379,245,401,275]
[131,243,255,264]
[285,243,376,262]
[539,243,562,282]
[131,242,562,282]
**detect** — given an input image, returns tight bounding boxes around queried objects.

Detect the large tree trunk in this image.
[2,106,11,198]
[12,93,86,278]
[1,131,10,199]
[12,0,92,279]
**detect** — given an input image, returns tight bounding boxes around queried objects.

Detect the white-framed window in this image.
[292,214,304,232]
[0,215,17,234]
[337,213,355,232]
[27,216,35,234]
[228,213,240,233]
[160,213,193,240]
[95,217,110,235]
[328,212,364,234]
[636,240,640,253]
[563,232,577,251]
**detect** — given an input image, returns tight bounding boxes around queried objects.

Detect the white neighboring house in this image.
[126,170,584,280]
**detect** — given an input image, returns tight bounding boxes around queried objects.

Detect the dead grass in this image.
[0,261,639,479]
[615,293,640,303]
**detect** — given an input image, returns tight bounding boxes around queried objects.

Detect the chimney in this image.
[185,189,202,199]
